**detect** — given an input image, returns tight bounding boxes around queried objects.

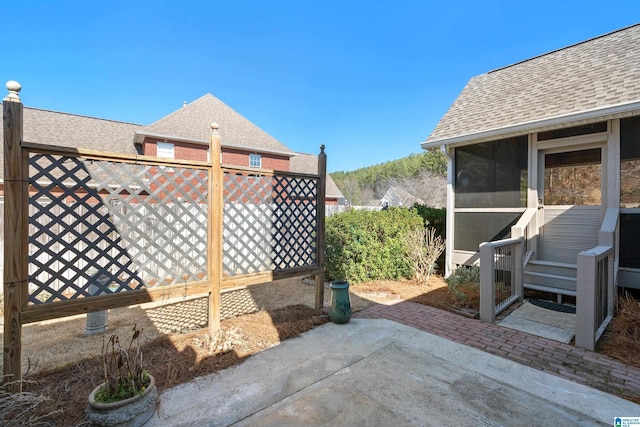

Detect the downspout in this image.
[440,145,454,277]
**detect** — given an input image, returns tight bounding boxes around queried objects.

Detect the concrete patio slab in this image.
[498,300,576,343]
[147,318,639,426]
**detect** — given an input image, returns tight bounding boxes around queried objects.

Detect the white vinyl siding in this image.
[541,206,601,263]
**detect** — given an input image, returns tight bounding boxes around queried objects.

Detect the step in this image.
[525,260,577,278]
[527,259,576,269]
[523,271,577,292]
[523,282,577,297]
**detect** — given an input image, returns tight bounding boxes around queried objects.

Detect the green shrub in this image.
[412,204,446,239]
[445,265,480,299]
[325,207,423,283]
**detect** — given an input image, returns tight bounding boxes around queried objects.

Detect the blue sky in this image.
[2,1,639,172]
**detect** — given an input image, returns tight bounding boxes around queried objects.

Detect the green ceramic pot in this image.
[329,280,352,324]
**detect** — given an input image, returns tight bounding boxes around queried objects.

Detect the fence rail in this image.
[479,237,524,323]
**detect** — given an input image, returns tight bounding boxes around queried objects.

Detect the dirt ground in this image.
[2,275,639,426]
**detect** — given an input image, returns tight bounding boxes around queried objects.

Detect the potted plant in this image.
[86,325,158,427]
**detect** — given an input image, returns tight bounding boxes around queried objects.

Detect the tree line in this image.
[330,149,447,206]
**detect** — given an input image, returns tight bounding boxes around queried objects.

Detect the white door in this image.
[539,147,603,264]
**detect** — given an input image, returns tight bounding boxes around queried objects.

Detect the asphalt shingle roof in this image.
[1,94,327,188]
[0,107,142,179]
[141,94,294,155]
[427,24,640,144]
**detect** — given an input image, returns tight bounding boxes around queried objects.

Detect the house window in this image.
[157,142,174,159]
[249,153,262,168]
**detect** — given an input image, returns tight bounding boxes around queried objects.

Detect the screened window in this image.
[454,136,528,208]
[621,116,640,208]
[454,212,522,252]
[620,214,640,269]
[249,153,262,168]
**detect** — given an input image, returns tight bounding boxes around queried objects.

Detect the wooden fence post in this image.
[3,81,27,391]
[208,122,222,334]
[315,145,327,311]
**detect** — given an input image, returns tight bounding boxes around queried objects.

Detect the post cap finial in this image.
[210,122,219,134]
[5,80,21,101]
[320,144,325,152]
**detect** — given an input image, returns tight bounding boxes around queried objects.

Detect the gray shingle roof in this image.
[289,152,344,199]
[1,93,298,181]
[140,94,294,155]
[427,24,640,144]
[0,107,142,179]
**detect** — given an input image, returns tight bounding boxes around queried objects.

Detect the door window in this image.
[544,148,601,206]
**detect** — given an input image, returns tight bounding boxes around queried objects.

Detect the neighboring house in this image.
[0,92,329,190]
[134,94,294,169]
[421,24,640,292]
[380,186,424,208]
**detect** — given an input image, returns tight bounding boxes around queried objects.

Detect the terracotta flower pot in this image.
[86,374,158,427]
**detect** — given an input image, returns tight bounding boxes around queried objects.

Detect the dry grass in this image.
[0,378,60,427]
[598,290,640,368]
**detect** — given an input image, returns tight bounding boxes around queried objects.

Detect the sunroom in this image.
[422,24,640,350]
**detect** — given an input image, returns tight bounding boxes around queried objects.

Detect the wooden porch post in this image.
[315,145,327,311]
[3,81,27,391]
[208,122,222,334]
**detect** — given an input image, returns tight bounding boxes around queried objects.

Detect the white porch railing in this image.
[575,245,615,351]
[598,207,619,285]
[511,207,537,259]
[479,237,524,323]
[574,208,619,351]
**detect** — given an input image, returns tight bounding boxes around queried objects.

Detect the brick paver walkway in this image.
[355,301,640,403]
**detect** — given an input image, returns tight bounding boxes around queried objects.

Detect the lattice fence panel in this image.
[28,153,209,304]
[222,171,318,276]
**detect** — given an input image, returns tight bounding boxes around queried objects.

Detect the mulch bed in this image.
[22,305,328,427]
